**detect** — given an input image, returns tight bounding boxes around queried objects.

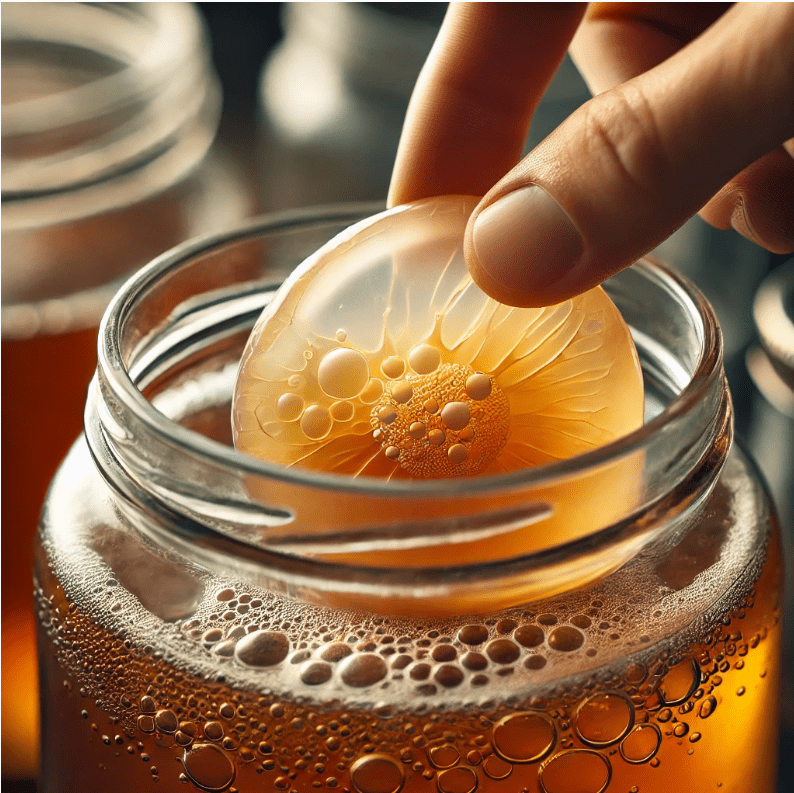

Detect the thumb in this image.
[467,3,794,308]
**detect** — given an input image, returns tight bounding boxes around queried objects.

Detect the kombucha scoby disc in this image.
[233,196,644,479]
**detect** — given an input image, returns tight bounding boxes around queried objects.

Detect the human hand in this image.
[388,3,794,307]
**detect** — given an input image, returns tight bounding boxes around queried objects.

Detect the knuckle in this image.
[581,85,671,198]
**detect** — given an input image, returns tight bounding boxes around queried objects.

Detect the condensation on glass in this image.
[35,208,782,793]
[1,3,251,777]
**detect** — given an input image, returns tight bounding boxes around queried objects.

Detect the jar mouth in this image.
[2,3,219,226]
[100,212,723,497]
[91,204,730,613]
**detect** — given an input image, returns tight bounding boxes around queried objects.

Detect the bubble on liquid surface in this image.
[485,638,520,665]
[434,665,464,687]
[182,743,236,791]
[458,624,488,645]
[300,660,332,685]
[515,624,545,648]
[349,753,404,793]
[658,657,700,705]
[462,651,488,671]
[338,653,388,687]
[233,630,289,667]
[548,626,585,652]
[619,724,661,764]
[437,766,478,793]
[492,711,556,763]
[154,709,178,734]
[319,642,353,662]
[573,692,634,746]
[483,755,513,780]
[538,749,611,793]
[233,196,644,478]
[429,744,460,769]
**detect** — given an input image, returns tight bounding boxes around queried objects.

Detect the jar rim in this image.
[2,3,220,225]
[90,202,730,612]
[99,204,724,499]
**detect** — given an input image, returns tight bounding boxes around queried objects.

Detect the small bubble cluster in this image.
[248,334,511,478]
[371,361,509,477]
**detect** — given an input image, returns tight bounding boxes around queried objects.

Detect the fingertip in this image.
[466,239,549,309]
[389,3,586,210]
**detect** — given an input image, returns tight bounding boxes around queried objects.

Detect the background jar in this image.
[1,2,252,778]
[35,207,782,792]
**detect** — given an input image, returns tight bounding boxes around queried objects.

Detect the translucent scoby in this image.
[233,196,644,479]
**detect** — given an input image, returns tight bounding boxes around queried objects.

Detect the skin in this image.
[388,3,794,308]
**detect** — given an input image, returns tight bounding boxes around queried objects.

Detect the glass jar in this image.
[2,2,252,777]
[35,207,782,793]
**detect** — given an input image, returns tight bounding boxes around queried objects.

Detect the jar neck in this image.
[86,211,732,615]
[1,3,220,230]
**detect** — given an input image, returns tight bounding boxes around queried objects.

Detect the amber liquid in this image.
[2,328,98,777]
[35,456,782,793]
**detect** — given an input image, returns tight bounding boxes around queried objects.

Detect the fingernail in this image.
[472,186,582,295]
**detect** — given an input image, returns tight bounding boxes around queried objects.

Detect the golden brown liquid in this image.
[2,327,98,776]
[1,173,203,778]
[35,495,782,793]
[2,191,198,777]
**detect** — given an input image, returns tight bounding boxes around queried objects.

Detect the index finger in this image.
[388,2,586,207]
